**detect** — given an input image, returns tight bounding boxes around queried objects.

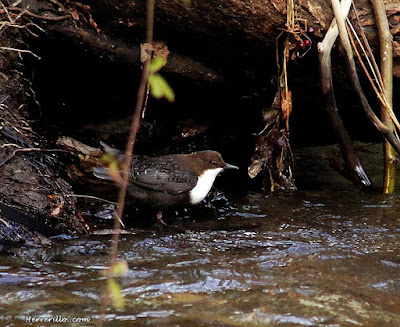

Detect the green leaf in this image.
[148,74,164,99]
[150,56,167,74]
[100,153,121,182]
[107,278,125,310]
[108,161,120,178]
[110,261,129,277]
[104,260,129,277]
[101,152,116,164]
[148,74,175,102]
[163,82,175,102]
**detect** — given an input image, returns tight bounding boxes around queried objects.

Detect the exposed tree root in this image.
[318,0,371,189]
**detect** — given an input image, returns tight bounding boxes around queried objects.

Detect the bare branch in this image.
[0,46,41,59]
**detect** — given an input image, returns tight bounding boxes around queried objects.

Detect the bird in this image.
[93,150,238,223]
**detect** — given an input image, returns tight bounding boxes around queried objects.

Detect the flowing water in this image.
[0,145,400,326]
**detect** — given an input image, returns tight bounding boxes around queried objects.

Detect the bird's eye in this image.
[211,160,217,165]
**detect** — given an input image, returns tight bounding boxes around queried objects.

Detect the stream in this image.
[0,145,399,326]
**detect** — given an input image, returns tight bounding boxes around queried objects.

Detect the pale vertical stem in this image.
[371,0,396,193]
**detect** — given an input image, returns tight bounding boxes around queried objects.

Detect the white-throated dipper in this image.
[93,150,238,221]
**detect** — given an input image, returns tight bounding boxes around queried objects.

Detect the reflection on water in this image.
[1,145,400,326]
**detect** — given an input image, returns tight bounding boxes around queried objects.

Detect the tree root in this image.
[318,0,371,189]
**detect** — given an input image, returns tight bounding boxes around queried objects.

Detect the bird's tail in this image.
[93,142,124,181]
[93,167,113,181]
[100,141,124,158]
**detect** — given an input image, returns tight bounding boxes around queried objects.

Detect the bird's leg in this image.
[156,211,167,226]
[269,169,275,192]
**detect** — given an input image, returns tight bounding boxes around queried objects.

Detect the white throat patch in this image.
[189,168,223,204]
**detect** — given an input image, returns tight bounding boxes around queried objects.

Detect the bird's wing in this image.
[131,157,198,194]
[131,169,198,194]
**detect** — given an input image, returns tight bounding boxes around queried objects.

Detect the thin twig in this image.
[108,2,153,264]
[98,1,155,324]
[65,194,116,205]
[347,24,399,133]
[347,23,383,95]
[352,2,385,90]
[0,2,12,22]
[0,95,9,105]
[0,148,66,168]
[0,8,71,21]
[65,193,123,228]
[347,17,398,130]
[347,26,388,111]
[0,46,41,59]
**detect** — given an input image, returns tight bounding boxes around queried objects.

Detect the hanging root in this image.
[331,0,400,154]
[318,0,371,188]
[318,0,400,190]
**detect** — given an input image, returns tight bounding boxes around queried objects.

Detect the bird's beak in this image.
[224,163,239,170]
